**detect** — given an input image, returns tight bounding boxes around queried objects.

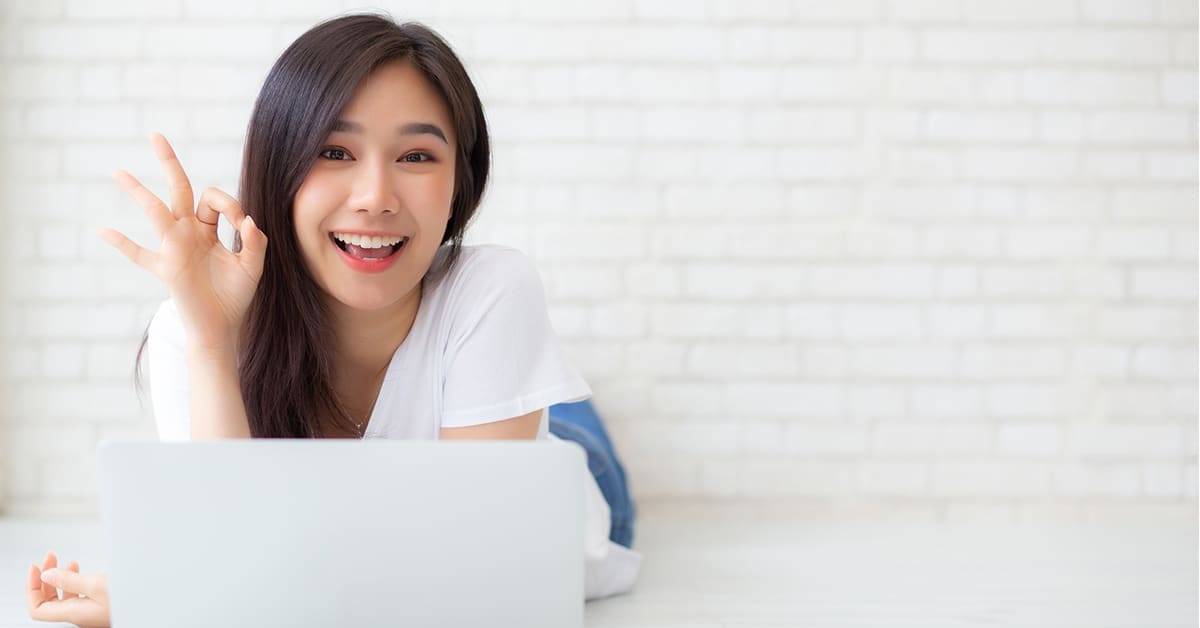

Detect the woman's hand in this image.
[26,551,110,628]
[98,132,269,352]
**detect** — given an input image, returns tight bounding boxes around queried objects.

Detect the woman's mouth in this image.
[329,232,407,273]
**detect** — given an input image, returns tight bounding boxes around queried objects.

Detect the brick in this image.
[784,423,870,455]
[1141,462,1184,497]
[589,302,647,338]
[809,264,937,299]
[626,262,680,298]
[65,0,181,18]
[625,340,685,376]
[641,106,746,143]
[1041,29,1172,65]
[887,68,974,104]
[1021,69,1159,106]
[962,148,1077,181]
[740,419,786,454]
[933,460,1053,497]
[769,28,858,61]
[858,461,930,495]
[841,304,923,339]
[800,344,852,378]
[546,304,587,338]
[740,459,857,497]
[886,0,961,22]
[1082,0,1156,21]
[963,344,1066,378]
[921,29,1041,63]
[0,64,78,102]
[963,0,1076,22]
[542,265,623,300]
[1052,462,1140,497]
[726,224,844,260]
[863,26,917,62]
[1097,226,1172,260]
[857,345,958,379]
[1095,305,1196,340]
[749,108,858,142]
[652,382,725,418]
[779,66,882,102]
[726,382,841,420]
[651,303,741,338]
[924,110,1034,142]
[687,342,799,378]
[1147,150,1198,181]
[20,25,141,60]
[1004,225,1092,260]
[1087,111,1192,144]
[682,263,803,300]
[997,422,1064,455]
[664,183,786,218]
[1070,423,1187,458]
[1131,267,1199,300]
[1111,185,1197,221]
[919,226,1002,259]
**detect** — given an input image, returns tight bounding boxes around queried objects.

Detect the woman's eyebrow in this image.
[331,119,448,145]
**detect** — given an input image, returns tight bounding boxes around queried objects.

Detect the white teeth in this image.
[333,233,405,249]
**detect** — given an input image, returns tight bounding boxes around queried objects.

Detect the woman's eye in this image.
[401,152,434,163]
[320,148,350,161]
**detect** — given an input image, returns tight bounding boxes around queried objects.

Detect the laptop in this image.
[96,439,586,628]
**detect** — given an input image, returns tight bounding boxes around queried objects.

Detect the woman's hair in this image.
[134,13,491,438]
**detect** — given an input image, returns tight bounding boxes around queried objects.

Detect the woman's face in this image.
[293,60,457,312]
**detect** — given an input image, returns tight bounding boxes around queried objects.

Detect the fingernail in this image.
[40,568,57,583]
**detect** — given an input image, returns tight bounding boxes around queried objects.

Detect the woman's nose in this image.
[352,160,400,215]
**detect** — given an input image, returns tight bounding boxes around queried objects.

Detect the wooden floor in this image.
[1,499,1195,627]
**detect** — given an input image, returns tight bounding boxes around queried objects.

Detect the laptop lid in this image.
[96,439,585,628]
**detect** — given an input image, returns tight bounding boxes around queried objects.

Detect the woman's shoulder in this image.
[429,243,542,296]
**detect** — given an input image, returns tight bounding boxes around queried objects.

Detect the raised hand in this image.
[98,133,268,352]
[26,551,110,628]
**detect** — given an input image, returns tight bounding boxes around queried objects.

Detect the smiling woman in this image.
[25,12,639,628]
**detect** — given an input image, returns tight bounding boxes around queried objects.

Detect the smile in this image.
[329,232,407,274]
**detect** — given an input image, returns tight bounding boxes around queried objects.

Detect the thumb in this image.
[238,215,268,279]
[40,568,97,596]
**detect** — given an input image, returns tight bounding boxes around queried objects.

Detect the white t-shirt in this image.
[145,243,642,601]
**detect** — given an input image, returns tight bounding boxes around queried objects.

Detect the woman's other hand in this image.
[26,551,110,628]
[98,132,269,353]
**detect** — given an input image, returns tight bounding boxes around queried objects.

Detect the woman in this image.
[24,13,640,627]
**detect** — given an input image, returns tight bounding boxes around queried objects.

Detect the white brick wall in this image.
[0,0,1195,516]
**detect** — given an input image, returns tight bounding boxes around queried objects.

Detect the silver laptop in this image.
[96,439,585,628]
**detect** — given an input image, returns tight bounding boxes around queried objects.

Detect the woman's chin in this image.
[329,291,405,312]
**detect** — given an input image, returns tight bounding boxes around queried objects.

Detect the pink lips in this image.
[331,234,406,274]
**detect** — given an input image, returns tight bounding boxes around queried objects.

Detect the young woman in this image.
[24,13,640,627]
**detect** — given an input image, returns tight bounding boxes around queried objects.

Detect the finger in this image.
[195,187,247,235]
[113,169,174,240]
[41,567,103,598]
[238,215,268,280]
[67,561,84,598]
[150,133,196,221]
[97,227,159,273]
[26,564,44,615]
[40,552,57,601]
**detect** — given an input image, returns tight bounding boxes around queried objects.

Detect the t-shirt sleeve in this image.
[146,299,192,442]
[440,248,592,428]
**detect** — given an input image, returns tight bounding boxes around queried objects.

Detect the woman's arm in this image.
[186,342,252,440]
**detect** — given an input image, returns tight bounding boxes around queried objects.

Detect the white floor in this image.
[0,499,1196,627]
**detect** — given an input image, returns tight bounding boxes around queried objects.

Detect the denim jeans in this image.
[547,399,635,549]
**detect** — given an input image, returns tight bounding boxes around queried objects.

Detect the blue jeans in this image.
[547,399,635,549]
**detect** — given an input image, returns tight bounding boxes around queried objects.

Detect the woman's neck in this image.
[327,281,423,382]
